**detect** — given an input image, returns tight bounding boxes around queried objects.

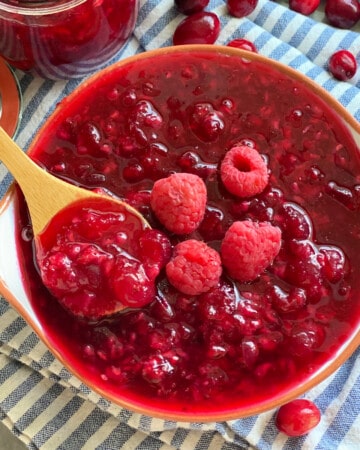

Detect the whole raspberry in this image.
[220,145,269,198]
[166,240,222,295]
[150,172,207,234]
[221,220,281,281]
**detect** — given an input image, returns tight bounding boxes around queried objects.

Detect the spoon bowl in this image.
[0,126,152,318]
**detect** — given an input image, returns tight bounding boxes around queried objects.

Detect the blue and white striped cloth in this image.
[1,1,359,449]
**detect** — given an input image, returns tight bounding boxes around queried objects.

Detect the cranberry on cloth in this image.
[0,1,359,450]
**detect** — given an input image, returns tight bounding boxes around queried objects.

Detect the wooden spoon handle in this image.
[0,127,97,234]
[0,127,149,235]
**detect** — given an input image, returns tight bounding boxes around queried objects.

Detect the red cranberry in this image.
[122,163,144,182]
[175,0,210,15]
[268,285,307,313]
[76,121,102,156]
[227,38,257,52]
[289,0,320,15]
[136,229,172,279]
[325,0,360,28]
[275,399,321,436]
[141,354,175,384]
[173,12,221,45]
[189,102,225,142]
[328,50,357,81]
[109,256,156,308]
[227,0,258,18]
[318,246,346,283]
[277,203,312,240]
[288,320,325,356]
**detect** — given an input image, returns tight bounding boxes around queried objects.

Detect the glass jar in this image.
[0,0,139,79]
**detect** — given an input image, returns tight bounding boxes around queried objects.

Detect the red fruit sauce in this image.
[0,0,138,79]
[16,49,360,416]
[35,197,167,319]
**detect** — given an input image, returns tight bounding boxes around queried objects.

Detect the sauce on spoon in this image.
[0,126,156,317]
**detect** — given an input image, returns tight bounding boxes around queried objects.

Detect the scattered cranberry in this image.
[328,50,357,81]
[227,38,257,52]
[221,220,282,281]
[173,11,221,45]
[325,0,360,29]
[227,0,258,18]
[174,0,210,15]
[289,0,320,15]
[275,399,321,436]
[150,172,207,234]
[220,145,269,198]
[166,240,222,295]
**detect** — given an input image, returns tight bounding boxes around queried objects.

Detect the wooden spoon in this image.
[0,126,148,236]
[0,126,153,316]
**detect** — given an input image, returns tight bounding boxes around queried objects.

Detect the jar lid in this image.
[0,57,21,137]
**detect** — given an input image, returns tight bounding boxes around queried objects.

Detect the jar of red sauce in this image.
[0,0,139,79]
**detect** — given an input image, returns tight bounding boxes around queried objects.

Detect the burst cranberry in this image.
[275,399,321,436]
[136,229,172,279]
[325,0,360,28]
[277,203,312,240]
[141,354,175,384]
[288,320,326,356]
[268,285,307,313]
[227,0,258,18]
[175,0,210,15]
[76,122,102,156]
[173,12,221,45]
[109,255,156,308]
[189,102,225,142]
[328,50,357,81]
[227,38,257,52]
[289,0,320,15]
[318,246,346,283]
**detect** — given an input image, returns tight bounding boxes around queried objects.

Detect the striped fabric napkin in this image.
[1,1,359,449]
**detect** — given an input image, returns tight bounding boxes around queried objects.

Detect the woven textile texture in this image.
[1,1,359,449]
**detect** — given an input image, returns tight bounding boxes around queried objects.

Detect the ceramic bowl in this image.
[1,45,360,421]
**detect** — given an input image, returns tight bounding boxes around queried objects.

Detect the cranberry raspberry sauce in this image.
[35,197,167,319]
[16,49,360,416]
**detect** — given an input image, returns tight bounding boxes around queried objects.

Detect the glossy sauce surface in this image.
[17,50,360,415]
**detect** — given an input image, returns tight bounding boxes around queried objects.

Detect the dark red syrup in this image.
[16,50,360,416]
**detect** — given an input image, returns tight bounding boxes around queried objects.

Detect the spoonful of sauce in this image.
[0,126,170,320]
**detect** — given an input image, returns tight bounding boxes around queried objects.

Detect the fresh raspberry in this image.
[220,145,269,197]
[150,173,207,234]
[166,240,222,295]
[221,220,281,281]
